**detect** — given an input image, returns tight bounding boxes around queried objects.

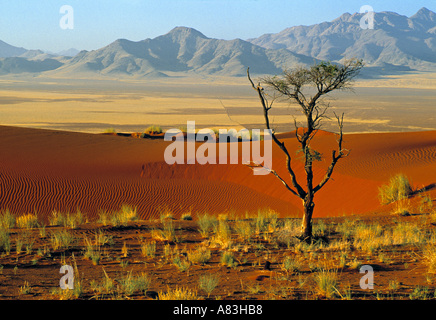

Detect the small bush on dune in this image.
[0,209,16,231]
[97,205,138,227]
[198,274,219,298]
[188,246,211,265]
[16,214,39,229]
[159,286,198,300]
[103,128,117,134]
[0,229,11,254]
[143,125,163,135]
[113,205,138,226]
[49,210,84,229]
[197,213,218,237]
[378,174,413,205]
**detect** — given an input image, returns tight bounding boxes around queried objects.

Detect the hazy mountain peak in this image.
[333,12,352,23]
[0,40,27,58]
[411,7,436,21]
[165,26,208,39]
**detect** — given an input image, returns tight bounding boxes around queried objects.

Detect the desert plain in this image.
[0,72,436,301]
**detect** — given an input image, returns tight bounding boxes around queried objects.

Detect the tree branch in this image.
[248,67,306,199]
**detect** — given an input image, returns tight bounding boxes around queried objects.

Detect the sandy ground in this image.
[0,125,435,221]
[0,73,436,134]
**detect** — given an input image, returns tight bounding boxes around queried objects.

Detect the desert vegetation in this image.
[0,193,435,300]
[247,59,364,241]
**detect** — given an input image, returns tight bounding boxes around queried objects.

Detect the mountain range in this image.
[0,7,435,78]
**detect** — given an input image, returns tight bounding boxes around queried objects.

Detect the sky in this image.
[1,0,435,53]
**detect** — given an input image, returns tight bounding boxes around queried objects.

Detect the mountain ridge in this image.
[0,7,435,78]
[247,7,436,72]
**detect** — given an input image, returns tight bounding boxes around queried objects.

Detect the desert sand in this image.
[1,125,435,221]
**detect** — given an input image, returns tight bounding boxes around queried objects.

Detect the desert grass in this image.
[198,274,219,298]
[0,209,16,231]
[220,251,237,268]
[282,256,302,274]
[50,229,76,250]
[49,209,84,229]
[423,245,436,274]
[140,240,156,258]
[15,233,35,255]
[254,209,279,236]
[152,219,178,242]
[173,255,191,272]
[84,237,102,265]
[0,229,11,254]
[378,174,413,205]
[111,205,138,227]
[103,128,117,134]
[314,269,338,299]
[234,220,254,242]
[143,125,162,135]
[96,205,138,227]
[393,199,412,216]
[212,220,232,249]
[94,229,114,247]
[159,286,198,300]
[187,246,211,265]
[118,271,151,296]
[419,192,434,214]
[19,281,32,295]
[16,214,39,229]
[197,213,218,238]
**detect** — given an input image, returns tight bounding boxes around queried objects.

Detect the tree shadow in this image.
[412,183,436,197]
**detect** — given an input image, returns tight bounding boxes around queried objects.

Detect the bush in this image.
[16,214,39,229]
[198,274,219,298]
[197,213,218,237]
[378,174,413,205]
[143,125,162,135]
[159,286,198,300]
[0,209,16,230]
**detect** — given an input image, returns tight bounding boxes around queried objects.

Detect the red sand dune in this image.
[0,125,435,221]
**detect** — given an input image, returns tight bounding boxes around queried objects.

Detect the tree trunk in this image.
[301,196,314,242]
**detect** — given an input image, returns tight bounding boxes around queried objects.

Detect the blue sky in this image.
[1,0,435,52]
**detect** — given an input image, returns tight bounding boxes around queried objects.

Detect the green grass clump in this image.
[140,240,156,258]
[378,174,413,205]
[197,213,218,237]
[118,271,151,296]
[111,205,138,226]
[0,209,16,231]
[49,210,84,229]
[50,229,76,250]
[16,214,39,229]
[220,251,237,268]
[282,256,302,273]
[97,205,138,227]
[0,229,11,254]
[314,270,338,299]
[83,237,102,265]
[159,286,198,300]
[188,246,211,265]
[198,274,219,298]
[103,128,117,134]
[143,125,163,135]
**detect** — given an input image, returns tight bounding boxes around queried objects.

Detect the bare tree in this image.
[247,59,363,242]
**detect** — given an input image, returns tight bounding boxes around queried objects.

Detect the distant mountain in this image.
[0,57,63,75]
[49,27,317,77]
[248,7,436,72]
[0,40,27,58]
[1,8,435,78]
[56,48,80,57]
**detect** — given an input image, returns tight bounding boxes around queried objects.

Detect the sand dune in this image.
[0,125,435,221]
